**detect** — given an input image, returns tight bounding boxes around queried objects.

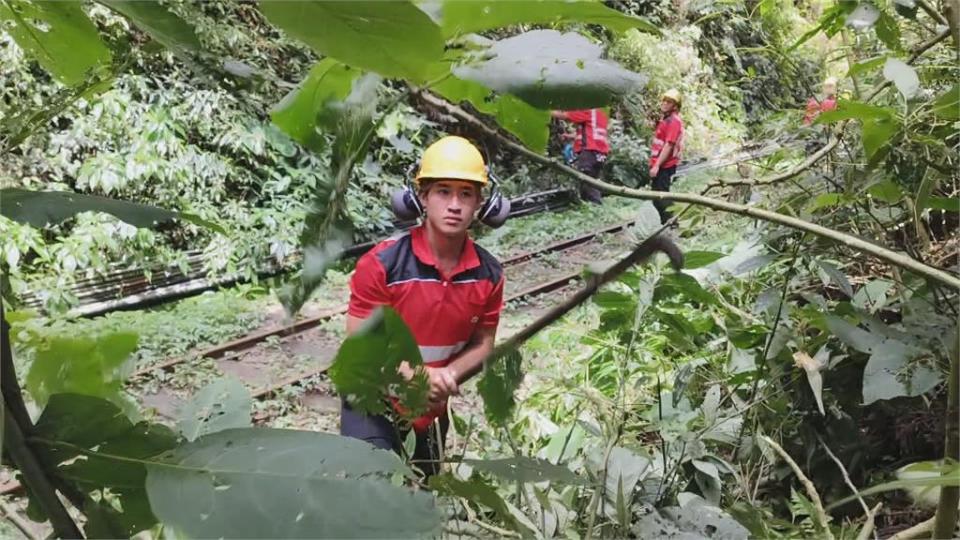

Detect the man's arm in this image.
[551,110,567,120]
[650,141,674,176]
[446,326,497,384]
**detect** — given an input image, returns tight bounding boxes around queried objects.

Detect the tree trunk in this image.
[932,326,960,539]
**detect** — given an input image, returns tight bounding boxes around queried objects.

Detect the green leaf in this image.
[926,196,960,212]
[847,56,886,77]
[429,474,528,533]
[806,193,844,212]
[827,466,960,510]
[270,59,359,152]
[477,350,524,427]
[0,0,111,85]
[825,315,882,353]
[278,73,382,315]
[852,279,892,313]
[97,0,200,52]
[454,30,645,109]
[868,179,902,204]
[861,115,900,161]
[882,57,919,99]
[147,428,441,538]
[846,3,880,29]
[438,0,659,37]
[0,188,226,234]
[26,333,138,413]
[329,307,429,416]
[931,84,960,120]
[654,273,715,305]
[814,100,893,124]
[862,340,941,404]
[463,457,588,485]
[260,1,443,81]
[34,394,177,536]
[433,75,550,152]
[176,378,252,442]
[816,261,854,297]
[874,12,902,51]
[682,251,725,269]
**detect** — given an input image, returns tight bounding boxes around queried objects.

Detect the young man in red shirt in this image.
[802,77,838,125]
[650,89,684,225]
[341,136,505,477]
[551,108,610,204]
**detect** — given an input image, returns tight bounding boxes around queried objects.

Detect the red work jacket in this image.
[561,109,610,154]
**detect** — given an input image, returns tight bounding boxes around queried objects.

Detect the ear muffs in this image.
[478,174,511,228]
[390,183,422,221]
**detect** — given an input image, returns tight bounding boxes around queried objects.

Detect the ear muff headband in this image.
[390,164,511,228]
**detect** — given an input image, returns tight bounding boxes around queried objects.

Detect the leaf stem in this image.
[760,435,834,540]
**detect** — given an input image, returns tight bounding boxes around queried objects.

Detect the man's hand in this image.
[650,164,660,178]
[425,366,459,402]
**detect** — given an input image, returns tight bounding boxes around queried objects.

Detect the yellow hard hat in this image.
[824,77,838,86]
[415,136,488,186]
[661,88,683,108]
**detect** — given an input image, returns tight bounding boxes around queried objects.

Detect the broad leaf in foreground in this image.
[464,457,588,485]
[176,377,252,442]
[270,59,359,152]
[429,474,529,534]
[454,30,645,109]
[98,0,200,52]
[146,429,442,538]
[260,0,443,81]
[477,350,524,426]
[438,0,659,37]
[862,340,940,404]
[0,0,111,85]
[0,189,225,233]
[328,307,430,416]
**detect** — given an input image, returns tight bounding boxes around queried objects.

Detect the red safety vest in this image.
[562,109,610,154]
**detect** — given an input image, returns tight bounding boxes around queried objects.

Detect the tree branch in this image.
[760,435,834,540]
[415,91,960,290]
[933,324,960,539]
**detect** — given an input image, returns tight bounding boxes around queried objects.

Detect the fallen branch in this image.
[416,91,960,290]
[890,517,936,540]
[760,435,834,540]
[856,503,883,540]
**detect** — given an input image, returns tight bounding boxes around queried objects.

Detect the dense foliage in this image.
[0,0,957,539]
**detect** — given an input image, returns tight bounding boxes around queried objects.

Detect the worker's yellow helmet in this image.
[661,88,683,109]
[415,136,488,187]
[824,77,838,87]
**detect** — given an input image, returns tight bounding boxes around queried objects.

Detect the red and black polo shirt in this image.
[348,225,505,428]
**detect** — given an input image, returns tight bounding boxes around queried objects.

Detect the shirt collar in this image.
[411,224,480,276]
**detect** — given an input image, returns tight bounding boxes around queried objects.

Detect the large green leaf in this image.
[861,115,900,161]
[176,378,252,442]
[270,59,359,152]
[0,188,225,233]
[432,76,550,152]
[814,100,894,124]
[97,0,200,52]
[931,84,959,120]
[862,340,941,404]
[146,429,442,538]
[882,57,919,99]
[682,251,725,269]
[816,261,854,297]
[328,307,430,417]
[826,463,960,509]
[825,315,882,353]
[654,272,715,305]
[26,333,138,413]
[260,1,443,81]
[34,394,177,537]
[0,0,111,85]
[477,350,524,427]
[438,0,659,37]
[874,11,902,52]
[278,73,381,315]
[463,457,588,485]
[453,30,645,109]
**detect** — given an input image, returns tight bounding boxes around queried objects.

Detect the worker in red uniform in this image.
[802,77,838,125]
[650,89,684,225]
[341,136,505,477]
[551,108,609,204]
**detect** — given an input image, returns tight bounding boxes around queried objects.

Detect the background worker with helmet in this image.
[802,77,839,125]
[341,136,507,477]
[550,108,610,204]
[650,89,684,225]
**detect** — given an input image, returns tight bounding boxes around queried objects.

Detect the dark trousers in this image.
[652,165,677,224]
[573,150,606,204]
[340,399,448,478]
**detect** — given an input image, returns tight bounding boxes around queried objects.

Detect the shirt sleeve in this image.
[348,252,389,319]
[663,118,682,144]
[479,275,505,328]
[563,110,590,123]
